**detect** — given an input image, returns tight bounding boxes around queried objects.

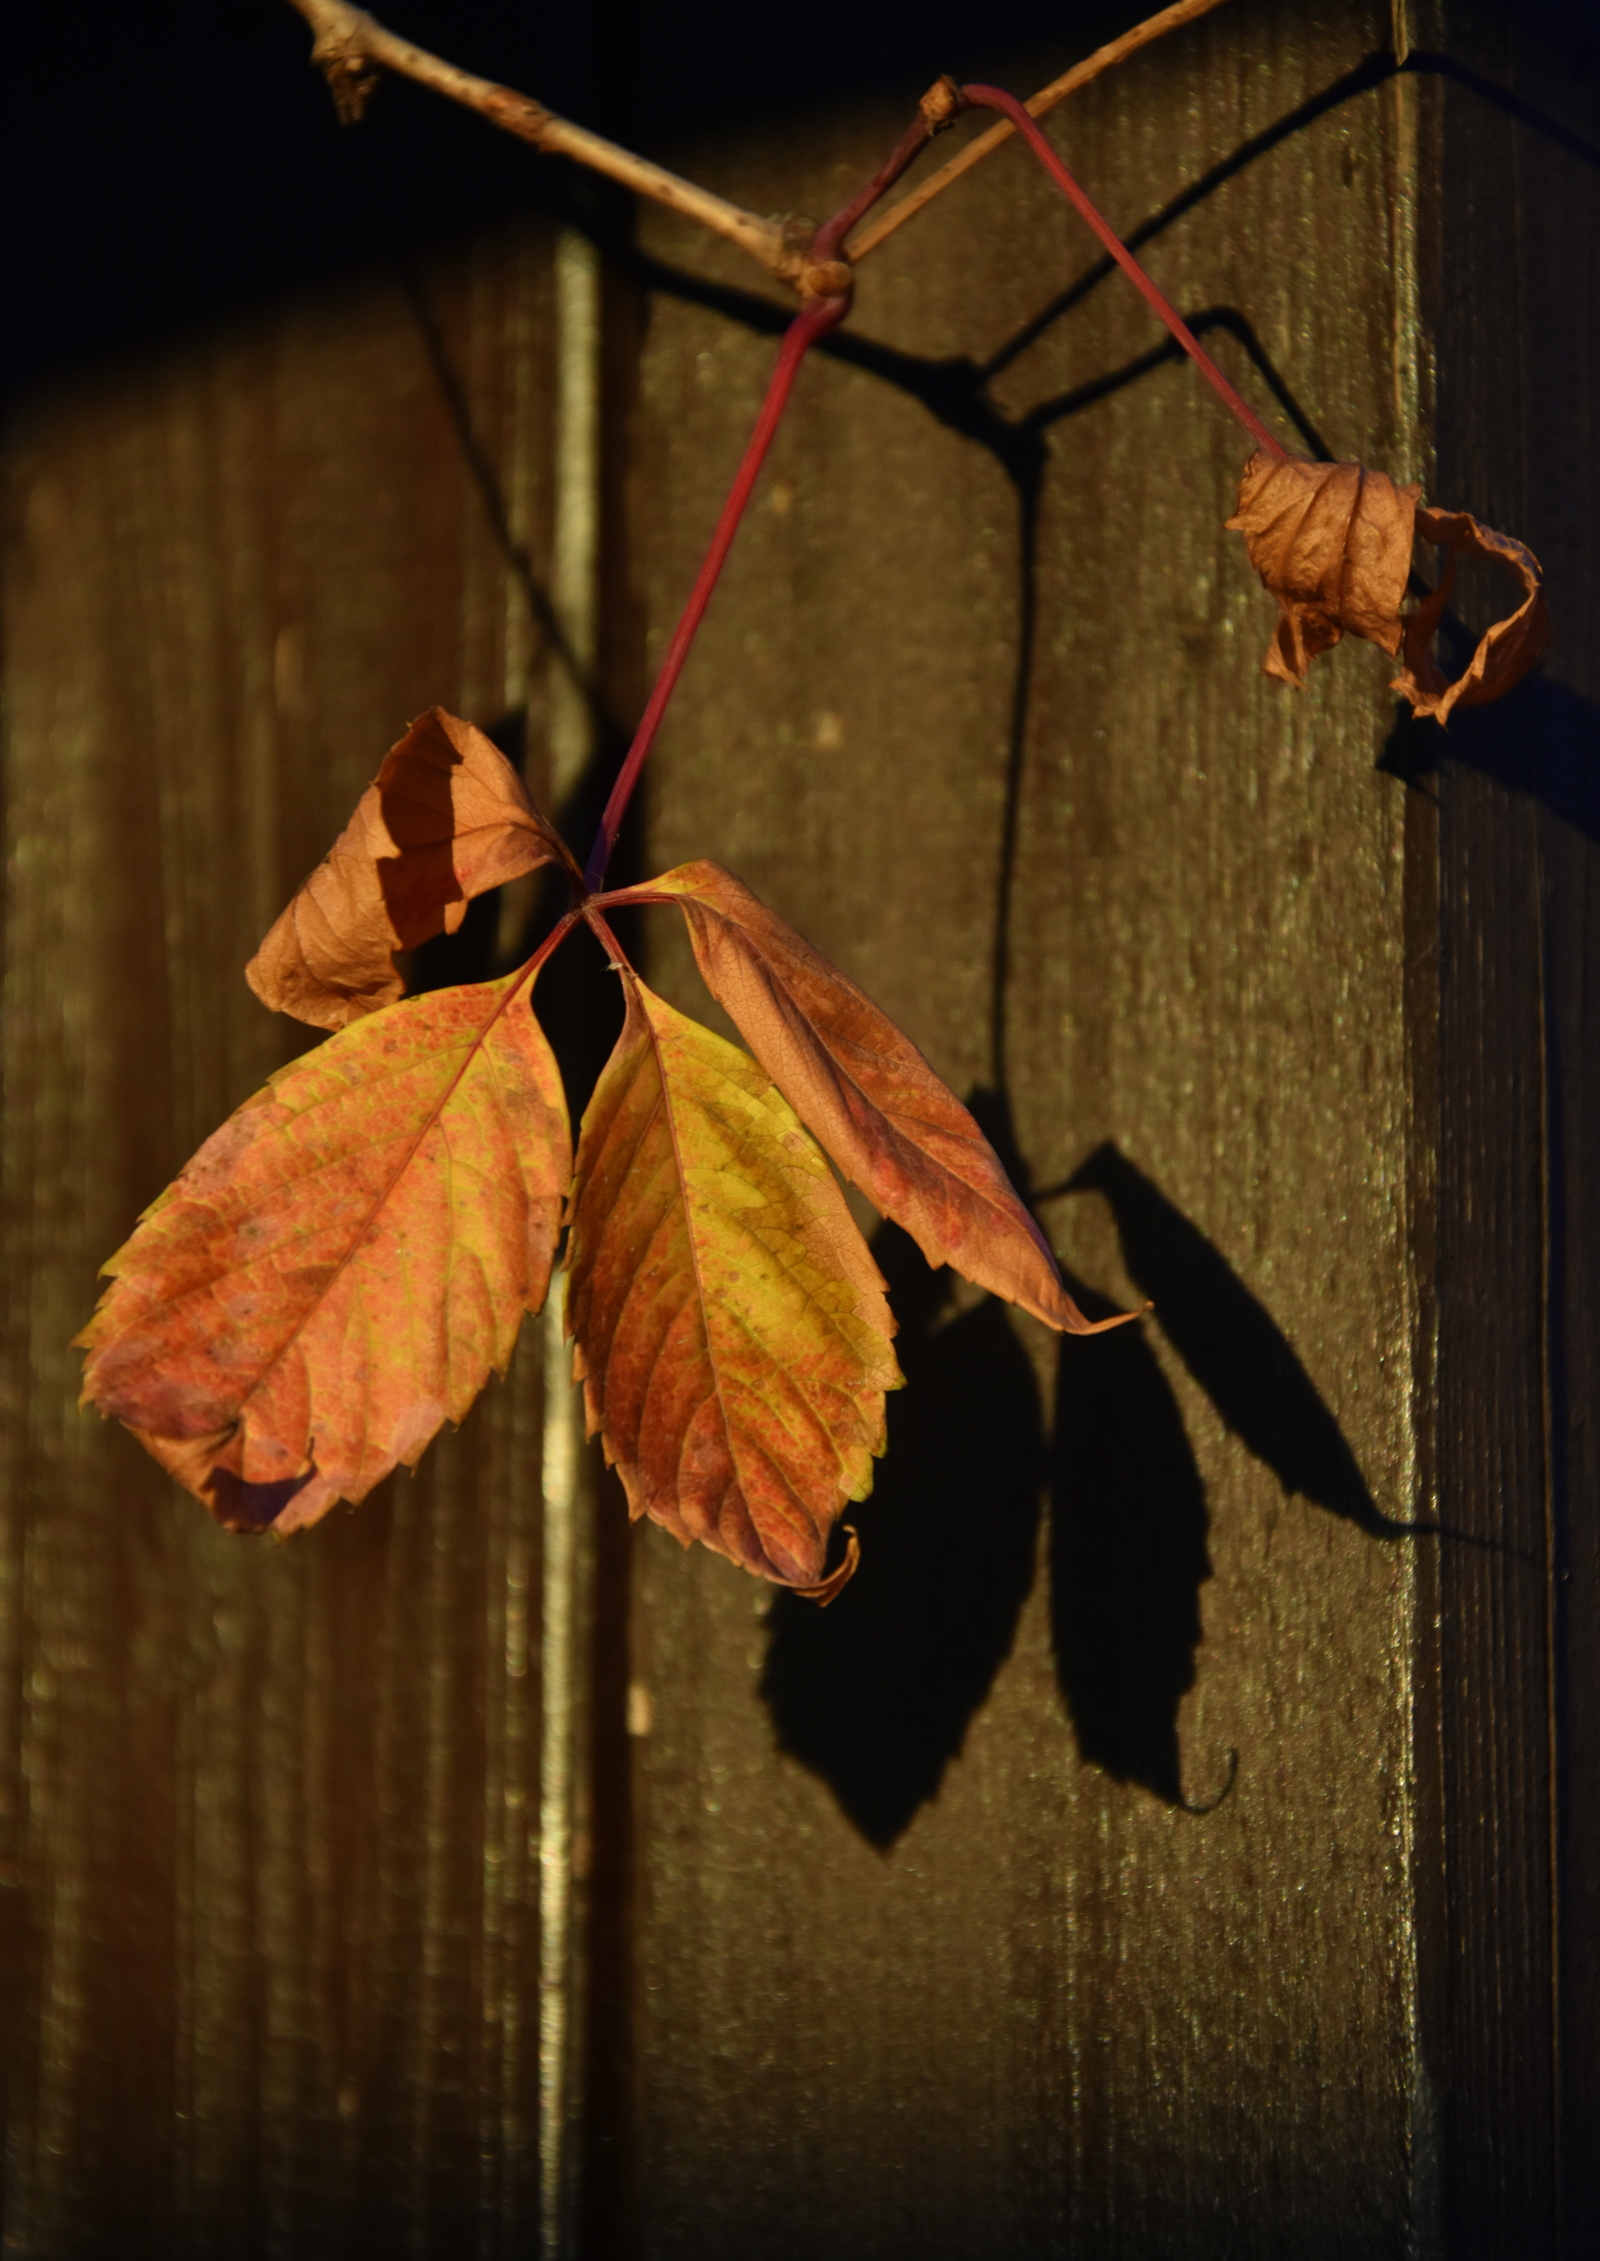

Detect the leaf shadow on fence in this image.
[1060,1142,1432,1541]
[1043,1141,1445,1813]
[760,1219,1045,1850]
[399,60,1475,1850]
[1048,1269,1212,1809]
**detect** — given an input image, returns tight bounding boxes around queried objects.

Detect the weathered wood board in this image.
[624,7,1428,2253]
[2,233,564,2255]
[1,2,1594,2255]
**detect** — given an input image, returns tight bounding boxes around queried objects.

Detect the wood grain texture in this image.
[624,6,1431,2253]
[1,231,562,2255]
[1413,5,1600,2254]
[3,4,1594,2254]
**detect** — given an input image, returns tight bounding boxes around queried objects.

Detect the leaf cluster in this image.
[79,712,1130,1598]
[77,33,1553,1602]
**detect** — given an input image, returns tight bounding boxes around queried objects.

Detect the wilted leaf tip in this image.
[1392,505,1549,724]
[789,1525,862,1605]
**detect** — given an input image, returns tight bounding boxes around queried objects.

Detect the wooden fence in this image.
[2,3,1594,2253]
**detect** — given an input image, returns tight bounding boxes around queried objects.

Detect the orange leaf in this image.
[248,708,581,1029]
[1392,505,1549,723]
[564,970,900,1590]
[1226,451,1418,687]
[628,862,1129,1336]
[78,971,570,1532]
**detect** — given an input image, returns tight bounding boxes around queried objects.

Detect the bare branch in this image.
[284,0,1236,293]
[848,0,1238,264]
[284,0,801,284]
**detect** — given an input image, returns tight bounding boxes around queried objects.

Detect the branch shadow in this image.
[981,50,1402,385]
[759,1220,1044,1849]
[1059,1141,1429,1540]
[1049,1274,1216,1810]
[980,45,1600,387]
[397,245,636,769]
[1026,306,1336,459]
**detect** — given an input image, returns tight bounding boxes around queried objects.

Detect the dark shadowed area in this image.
[761,1224,1044,1847]
[1065,1141,1417,1536]
[1048,1274,1211,1806]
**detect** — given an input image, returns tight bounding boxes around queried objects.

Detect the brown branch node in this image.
[799,259,854,304]
[919,75,967,133]
[310,22,378,124]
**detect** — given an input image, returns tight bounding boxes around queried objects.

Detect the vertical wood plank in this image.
[1,226,562,2257]
[622,6,1432,2253]
[1412,5,1600,2253]
[3,4,1593,2252]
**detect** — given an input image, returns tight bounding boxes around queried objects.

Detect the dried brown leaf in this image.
[248,707,581,1029]
[1226,451,1419,687]
[629,862,1132,1335]
[1392,505,1549,723]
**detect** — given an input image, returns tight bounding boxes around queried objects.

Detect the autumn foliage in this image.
[79,62,1550,1601]
[79,711,1134,1596]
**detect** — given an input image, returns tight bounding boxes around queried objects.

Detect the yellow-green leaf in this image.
[565,971,900,1590]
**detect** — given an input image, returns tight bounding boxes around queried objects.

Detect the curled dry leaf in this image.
[1226,450,1418,688]
[1392,505,1549,723]
[1228,452,1548,719]
[627,861,1132,1336]
[248,707,581,1030]
[564,970,900,1592]
[78,971,570,1532]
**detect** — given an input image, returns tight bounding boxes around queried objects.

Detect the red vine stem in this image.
[582,84,959,891]
[583,80,1282,893]
[583,289,849,891]
[811,82,962,263]
[960,83,1286,459]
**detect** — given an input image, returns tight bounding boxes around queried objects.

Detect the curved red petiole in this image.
[961,82,1286,459]
[582,290,849,893]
